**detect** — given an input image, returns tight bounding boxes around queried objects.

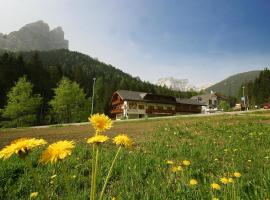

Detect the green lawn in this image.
[0,113,270,199]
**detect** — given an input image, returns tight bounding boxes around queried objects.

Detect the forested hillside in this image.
[206,71,261,97]
[239,68,270,106]
[0,49,198,126]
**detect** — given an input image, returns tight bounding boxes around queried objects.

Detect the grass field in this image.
[0,111,270,199]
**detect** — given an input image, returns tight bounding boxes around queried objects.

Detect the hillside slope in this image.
[205,70,261,97]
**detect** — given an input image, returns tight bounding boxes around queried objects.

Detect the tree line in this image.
[238,68,270,107]
[0,49,199,127]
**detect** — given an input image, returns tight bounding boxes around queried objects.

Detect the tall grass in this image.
[0,115,270,199]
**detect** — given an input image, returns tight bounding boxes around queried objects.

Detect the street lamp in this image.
[91,78,96,115]
[242,86,246,110]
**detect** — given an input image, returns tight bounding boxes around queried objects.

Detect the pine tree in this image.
[1,77,42,127]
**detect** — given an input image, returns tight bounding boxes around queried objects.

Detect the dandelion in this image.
[189,179,198,186]
[39,140,75,164]
[171,166,183,173]
[212,198,219,200]
[87,135,109,144]
[211,183,221,190]
[0,138,47,159]
[183,160,191,166]
[30,192,38,198]
[166,160,174,165]
[247,159,252,162]
[220,177,229,184]
[228,178,234,183]
[113,134,133,148]
[234,172,241,178]
[89,113,112,134]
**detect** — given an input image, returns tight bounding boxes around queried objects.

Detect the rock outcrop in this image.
[0,20,69,51]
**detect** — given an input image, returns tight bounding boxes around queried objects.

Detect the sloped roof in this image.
[116,90,147,101]
[176,98,207,106]
[115,90,205,106]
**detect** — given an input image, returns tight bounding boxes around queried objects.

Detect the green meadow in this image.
[1,112,270,200]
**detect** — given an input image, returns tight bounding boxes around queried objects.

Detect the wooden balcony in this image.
[111,108,123,114]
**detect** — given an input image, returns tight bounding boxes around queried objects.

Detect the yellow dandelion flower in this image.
[211,183,221,190]
[166,160,174,165]
[89,114,112,133]
[0,138,47,160]
[183,160,191,166]
[220,177,229,184]
[30,192,38,198]
[234,172,241,178]
[113,134,133,148]
[112,197,116,200]
[212,198,219,200]
[39,140,75,164]
[189,179,198,186]
[228,178,234,183]
[87,135,109,144]
[171,165,183,173]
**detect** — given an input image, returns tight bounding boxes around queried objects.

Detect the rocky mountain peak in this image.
[0,20,69,51]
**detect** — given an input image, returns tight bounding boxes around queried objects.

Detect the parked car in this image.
[263,103,270,109]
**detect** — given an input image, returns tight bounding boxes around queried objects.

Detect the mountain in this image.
[157,77,212,92]
[0,20,68,51]
[205,70,261,97]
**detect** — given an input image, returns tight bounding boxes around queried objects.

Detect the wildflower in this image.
[112,197,116,200]
[247,159,252,162]
[183,160,191,166]
[87,135,109,144]
[189,179,198,186]
[211,183,221,190]
[113,134,133,148]
[171,166,183,173]
[234,172,241,178]
[39,140,75,164]
[212,198,219,200]
[72,175,76,178]
[228,178,234,183]
[89,114,112,133]
[166,160,174,165]
[220,177,229,184]
[30,192,38,198]
[0,138,47,159]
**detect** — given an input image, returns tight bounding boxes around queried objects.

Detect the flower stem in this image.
[24,157,49,200]
[90,144,96,200]
[93,146,99,200]
[99,147,122,200]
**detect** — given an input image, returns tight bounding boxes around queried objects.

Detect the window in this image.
[167,106,172,110]
[138,105,144,110]
[148,105,154,110]
[129,102,137,109]
[157,106,163,110]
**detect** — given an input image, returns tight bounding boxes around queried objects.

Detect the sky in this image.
[1,0,270,87]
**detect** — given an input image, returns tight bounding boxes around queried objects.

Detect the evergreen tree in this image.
[49,77,90,123]
[1,77,42,127]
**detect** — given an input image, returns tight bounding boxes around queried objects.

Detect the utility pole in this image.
[91,77,96,115]
[242,86,246,111]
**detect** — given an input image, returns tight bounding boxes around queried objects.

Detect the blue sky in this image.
[1,0,270,86]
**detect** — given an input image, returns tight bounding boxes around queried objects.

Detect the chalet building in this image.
[191,91,227,109]
[111,90,206,119]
